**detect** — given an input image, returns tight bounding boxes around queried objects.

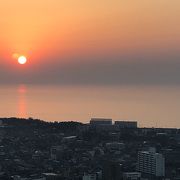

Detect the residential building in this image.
[137,149,165,177]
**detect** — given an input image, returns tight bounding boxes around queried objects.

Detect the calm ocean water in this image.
[0,84,180,128]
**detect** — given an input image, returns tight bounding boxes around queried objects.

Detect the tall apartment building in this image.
[137,149,165,177]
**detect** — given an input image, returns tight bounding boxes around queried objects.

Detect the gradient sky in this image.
[0,0,180,85]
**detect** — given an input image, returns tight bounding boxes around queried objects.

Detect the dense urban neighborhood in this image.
[0,117,180,180]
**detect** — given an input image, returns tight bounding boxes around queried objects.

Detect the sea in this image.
[0,84,180,128]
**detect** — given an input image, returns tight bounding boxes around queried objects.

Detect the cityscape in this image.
[0,117,179,180]
[1,1,180,180]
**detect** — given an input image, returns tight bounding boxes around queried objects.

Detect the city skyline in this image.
[0,1,180,179]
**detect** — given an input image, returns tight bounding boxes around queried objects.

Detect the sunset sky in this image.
[1,0,180,85]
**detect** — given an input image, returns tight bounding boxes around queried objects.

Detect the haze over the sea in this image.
[0,84,179,128]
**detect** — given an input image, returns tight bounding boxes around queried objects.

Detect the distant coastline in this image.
[0,117,179,130]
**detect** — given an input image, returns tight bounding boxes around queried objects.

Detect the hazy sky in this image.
[0,0,180,85]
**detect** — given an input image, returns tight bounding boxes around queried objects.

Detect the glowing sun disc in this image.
[18,56,27,65]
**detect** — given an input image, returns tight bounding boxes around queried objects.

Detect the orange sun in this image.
[18,56,27,65]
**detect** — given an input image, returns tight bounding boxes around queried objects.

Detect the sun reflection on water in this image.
[18,84,27,118]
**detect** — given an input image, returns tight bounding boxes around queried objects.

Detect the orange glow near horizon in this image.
[1,0,180,64]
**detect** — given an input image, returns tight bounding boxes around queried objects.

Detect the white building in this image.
[123,172,141,180]
[106,142,125,151]
[62,136,77,143]
[137,149,165,177]
[83,173,96,180]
